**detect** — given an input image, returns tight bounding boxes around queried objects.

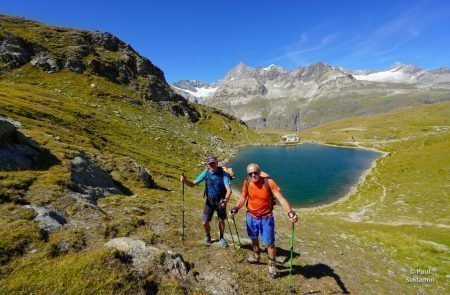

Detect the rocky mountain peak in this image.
[307,61,332,73]
[223,61,257,81]
[389,62,423,74]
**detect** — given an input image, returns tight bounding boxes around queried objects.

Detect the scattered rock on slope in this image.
[25,205,67,232]
[105,237,190,280]
[70,153,126,204]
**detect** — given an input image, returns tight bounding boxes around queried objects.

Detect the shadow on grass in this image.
[155,185,171,192]
[277,263,350,294]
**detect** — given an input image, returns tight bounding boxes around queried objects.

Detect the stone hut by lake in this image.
[281,134,299,143]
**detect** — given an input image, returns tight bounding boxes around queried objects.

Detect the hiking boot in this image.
[219,238,229,247]
[245,252,260,264]
[268,259,277,279]
[203,236,212,244]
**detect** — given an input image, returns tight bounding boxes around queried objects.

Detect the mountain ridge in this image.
[0,14,203,122]
[172,61,450,130]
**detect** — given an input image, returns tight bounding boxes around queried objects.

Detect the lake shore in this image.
[297,140,389,211]
[225,140,389,211]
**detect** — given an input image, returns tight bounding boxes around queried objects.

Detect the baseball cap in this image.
[206,155,218,164]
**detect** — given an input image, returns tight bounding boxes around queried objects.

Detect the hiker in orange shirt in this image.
[229,163,298,279]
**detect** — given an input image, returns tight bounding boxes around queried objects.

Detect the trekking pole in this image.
[231,217,242,248]
[226,218,236,249]
[181,173,185,244]
[289,222,295,293]
[231,216,246,260]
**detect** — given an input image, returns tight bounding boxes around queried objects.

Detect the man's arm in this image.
[224,185,232,200]
[229,183,248,216]
[221,184,233,207]
[273,190,298,223]
[180,173,202,187]
[222,173,232,201]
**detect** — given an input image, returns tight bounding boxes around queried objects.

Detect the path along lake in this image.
[227,143,381,208]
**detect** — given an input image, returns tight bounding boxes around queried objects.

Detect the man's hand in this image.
[220,199,228,208]
[180,174,185,183]
[229,206,239,217]
[288,211,298,223]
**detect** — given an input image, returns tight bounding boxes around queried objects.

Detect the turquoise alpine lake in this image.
[227,143,381,208]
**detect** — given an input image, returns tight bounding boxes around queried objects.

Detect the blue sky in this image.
[1,0,450,82]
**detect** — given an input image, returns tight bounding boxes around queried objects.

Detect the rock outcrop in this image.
[70,153,126,204]
[0,119,58,171]
[112,157,156,189]
[0,33,34,68]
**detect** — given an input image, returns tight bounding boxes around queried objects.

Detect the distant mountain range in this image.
[172,62,450,130]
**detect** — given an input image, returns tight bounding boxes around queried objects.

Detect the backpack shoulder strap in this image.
[245,177,251,197]
[263,177,272,195]
[217,166,225,179]
[244,177,251,209]
[203,168,209,197]
[264,177,277,209]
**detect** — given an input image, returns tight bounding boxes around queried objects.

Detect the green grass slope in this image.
[297,102,450,294]
[0,63,263,293]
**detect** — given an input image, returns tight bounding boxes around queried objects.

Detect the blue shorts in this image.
[246,214,275,246]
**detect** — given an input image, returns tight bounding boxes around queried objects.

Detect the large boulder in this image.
[0,119,16,145]
[71,153,124,204]
[105,237,190,279]
[0,119,57,171]
[105,238,160,272]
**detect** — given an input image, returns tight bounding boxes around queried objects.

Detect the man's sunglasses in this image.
[248,171,259,176]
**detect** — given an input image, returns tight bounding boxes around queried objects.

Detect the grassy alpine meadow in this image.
[296,101,450,294]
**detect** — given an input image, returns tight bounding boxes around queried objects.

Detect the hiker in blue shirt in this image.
[181,155,232,247]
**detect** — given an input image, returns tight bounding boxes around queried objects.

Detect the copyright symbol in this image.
[410,269,415,275]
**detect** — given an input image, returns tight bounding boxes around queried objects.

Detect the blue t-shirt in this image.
[195,169,231,198]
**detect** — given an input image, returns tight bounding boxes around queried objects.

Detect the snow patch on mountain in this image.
[172,85,218,98]
[352,63,426,83]
[353,70,411,82]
